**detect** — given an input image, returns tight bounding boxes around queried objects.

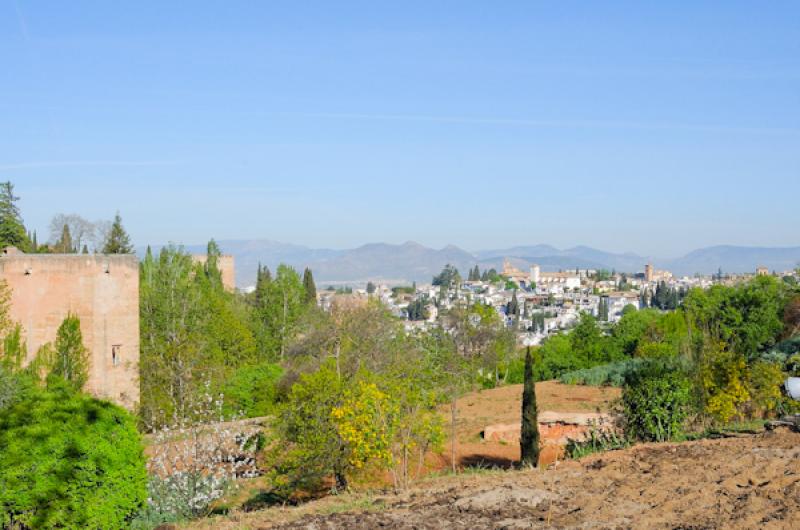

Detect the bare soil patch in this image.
[195,427,800,529]
[442,382,620,469]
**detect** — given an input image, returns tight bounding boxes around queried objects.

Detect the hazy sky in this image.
[2,1,798,257]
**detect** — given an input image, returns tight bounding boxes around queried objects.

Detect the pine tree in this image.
[302,267,317,305]
[101,212,133,254]
[0,181,30,251]
[520,346,540,467]
[50,313,89,391]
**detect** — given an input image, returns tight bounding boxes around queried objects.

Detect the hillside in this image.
[144,240,800,287]
[189,427,800,529]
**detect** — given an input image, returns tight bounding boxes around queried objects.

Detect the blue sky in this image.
[1,1,798,257]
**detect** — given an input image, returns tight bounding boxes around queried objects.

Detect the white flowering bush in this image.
[133,386,260,527]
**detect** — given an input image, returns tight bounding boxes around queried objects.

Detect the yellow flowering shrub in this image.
[331,381,397,470]
[700,345,750,424]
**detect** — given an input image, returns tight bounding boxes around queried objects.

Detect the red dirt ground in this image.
[190,427,800,529]
[439,382,620,469]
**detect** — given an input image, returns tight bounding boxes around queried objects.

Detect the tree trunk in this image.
[450,397,458,473]
[334,471,347,493]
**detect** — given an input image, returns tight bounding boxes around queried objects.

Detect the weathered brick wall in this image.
[0,252,140,409]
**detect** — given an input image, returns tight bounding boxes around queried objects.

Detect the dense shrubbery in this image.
[622,357,691,442]
[220,361,283,418]
[555,277,799,438]
[0,378,147,529]
[559,358,644,387]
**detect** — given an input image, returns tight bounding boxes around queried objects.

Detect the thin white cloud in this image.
[299,112,800,136]
[0,160,183,171]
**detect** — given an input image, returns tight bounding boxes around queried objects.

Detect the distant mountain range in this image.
[148,240,800,288]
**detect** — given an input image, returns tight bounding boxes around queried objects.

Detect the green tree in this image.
[507,290,520,318]
[274,360,349,491]
[0,381,147,529]
[102,212,133,254]
[366,281,376,294]
[139,246,210,426]
[571,312,617,365]
[254,263,272,307]
[520,347,540,467]
[432,264,460,289]
[0,181,30,251]
[50,313,89,391]
[257,264,306,360]
[302,267,317,304]
[203,239,223,287]
[55,223,75,253]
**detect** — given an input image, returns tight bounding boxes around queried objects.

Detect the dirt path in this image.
[203,427,800,529]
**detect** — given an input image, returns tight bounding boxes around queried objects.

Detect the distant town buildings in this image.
[313,257,799,346]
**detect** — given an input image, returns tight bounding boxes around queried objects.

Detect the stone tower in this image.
[0,248,140,409]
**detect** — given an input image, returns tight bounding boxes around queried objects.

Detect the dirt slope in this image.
[212,427,800,529]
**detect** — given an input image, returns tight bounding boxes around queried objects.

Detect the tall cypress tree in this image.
[204,239,223,288]
[101,212,133,254]
[56,224,74,253]
[255,264,272,308]
[302,267,317,304]
[0,181,30,251]
[520,346,540,467]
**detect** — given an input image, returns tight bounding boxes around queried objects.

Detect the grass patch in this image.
[681,419,768,441]
[565,429,629,459]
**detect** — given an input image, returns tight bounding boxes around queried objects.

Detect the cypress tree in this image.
[255,264,271,308]
[507,290,520,316]
[520,346,540,467]
[204,239,223,287]
[56,224,74,253]
[101,212,133,254]
[81,244,89,254]
[302,267,317,304]
[0,181,30,251]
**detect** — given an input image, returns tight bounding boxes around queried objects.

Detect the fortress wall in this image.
[0,253,140,409]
